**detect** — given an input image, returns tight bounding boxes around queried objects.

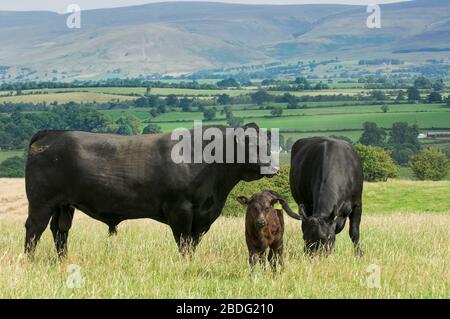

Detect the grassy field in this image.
[20,87,255,97]
[0,150,23,163]
[152,111,450,132]
[0,180,448,298]
[0,92,137,104]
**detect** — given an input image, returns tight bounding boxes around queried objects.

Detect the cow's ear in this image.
[236,196,249,206]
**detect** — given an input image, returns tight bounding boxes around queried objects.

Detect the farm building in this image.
[426,132,450,139]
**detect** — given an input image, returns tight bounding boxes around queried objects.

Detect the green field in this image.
[148,103,448,123]
[0,150,23,163]
[0,180,448,298]
[151,111,450,133]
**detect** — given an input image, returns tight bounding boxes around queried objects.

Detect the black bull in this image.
[283,137,364,256]
[24,124,278,258]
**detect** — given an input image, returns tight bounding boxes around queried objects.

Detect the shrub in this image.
[409,149,450,181]
[355,144,399,182]
[0,156,26,177]
[222,164,292,217]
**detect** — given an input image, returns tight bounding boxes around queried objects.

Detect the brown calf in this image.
[236,190,297,271]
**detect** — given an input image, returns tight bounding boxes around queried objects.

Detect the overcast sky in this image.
[0,0,410,13]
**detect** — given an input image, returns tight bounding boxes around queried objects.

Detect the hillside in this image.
[0,0,449,80]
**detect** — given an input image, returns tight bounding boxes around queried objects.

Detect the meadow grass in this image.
[0,214,448,298]
[0,180,448,298]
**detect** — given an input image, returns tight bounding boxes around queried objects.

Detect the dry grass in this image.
[0,179,448,298]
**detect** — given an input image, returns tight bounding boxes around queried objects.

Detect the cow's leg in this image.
[349,203,363,257]
[24,203,54,258]
[108,223,118,236]
[167,201,194,257]
[268,242,283,272]
[50,205,74,259]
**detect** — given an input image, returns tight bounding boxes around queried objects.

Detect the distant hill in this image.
[0,0,449,81]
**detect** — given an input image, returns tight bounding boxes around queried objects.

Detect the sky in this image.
[0,0,410,13]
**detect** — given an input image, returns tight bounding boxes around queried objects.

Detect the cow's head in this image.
[236,191,283,229]
[233,123,279,181]
[300,207,337,255]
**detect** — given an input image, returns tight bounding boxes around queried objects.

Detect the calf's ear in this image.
[270,198,283,210]
[236,196,249,206]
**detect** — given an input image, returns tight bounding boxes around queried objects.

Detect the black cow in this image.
[283,137,364,256]
[24,123,277,258]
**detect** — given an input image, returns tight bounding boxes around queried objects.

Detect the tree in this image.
[147,96,161,108]
[0,156,26,177]
[381,105,389,113]
[145,86,152,96]
[414,76,432,89]
[135,97,149,108]
[370,90,388,101]
[115,116,141,135]
[222,105,233,120]
[217,94,232,105]
[142,123,162,134]
[149,109,158,118]
[270,107,283,117]
[227,116,243,128]
[166,94,178,107]
[179,98,192,112]
[410,149,449,180]
[287,100,300,109]
[294,77,310,89]
[427,92,442,103]
[216,78,239,88]
[359,122,386,147]
[203,108,217,121]
[396,90,406,101]
[388,122,420,150]
[407,87,421,101]
[251,90,272,105]
[355,144,399,182]
[116,124,133,136]
[156,103,167,114]
[433,79,445,92]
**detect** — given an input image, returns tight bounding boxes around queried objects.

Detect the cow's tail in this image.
[281,201,305,221]
[266,190,305,221]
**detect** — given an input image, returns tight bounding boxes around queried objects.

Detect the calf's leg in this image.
[268,242,283,272]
